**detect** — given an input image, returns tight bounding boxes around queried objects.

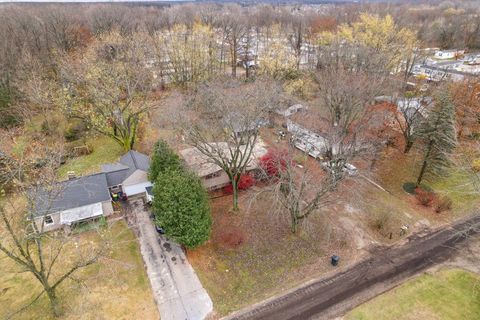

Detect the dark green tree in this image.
[152,169,212,248]
[148,140,182,182]
[415,92,457,186]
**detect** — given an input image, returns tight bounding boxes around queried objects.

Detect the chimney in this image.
[67,171,76,180]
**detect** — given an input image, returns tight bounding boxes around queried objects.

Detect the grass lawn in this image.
[346,268,480,320]
[375,146,480,218]
[58,135,124,179]
[0,220,158,320]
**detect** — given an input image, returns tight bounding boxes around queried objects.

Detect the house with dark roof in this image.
[33,173,114,232]
[34,150,152,232]
[102,150,152,199]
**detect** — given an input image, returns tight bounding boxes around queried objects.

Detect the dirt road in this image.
[224,214,480,320]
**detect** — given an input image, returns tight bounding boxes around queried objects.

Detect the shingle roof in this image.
[103,150,150,187]
[33,173,111,217]
[119,150,150,172]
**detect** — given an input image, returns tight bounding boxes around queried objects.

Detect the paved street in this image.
[131,200,213,320]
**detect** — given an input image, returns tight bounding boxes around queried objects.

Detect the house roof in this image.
[102,150,150,187]
[33,173,111,217]
[120,150,150,171]
[180,140,268,177]
[180,146,223,177]
[123,169,149,186]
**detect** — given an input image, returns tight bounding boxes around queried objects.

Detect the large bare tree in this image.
[181,77,282,211]
[0,146,109,318]
[256,149,332,233]
[314,66,388,186]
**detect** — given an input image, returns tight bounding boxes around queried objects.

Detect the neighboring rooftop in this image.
[180,140,268,177]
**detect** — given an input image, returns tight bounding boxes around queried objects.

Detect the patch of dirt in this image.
[218,226,246,248]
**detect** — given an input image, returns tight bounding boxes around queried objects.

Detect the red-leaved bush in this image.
[414,188,437,207]
[259,149,289,177]
[223,174,256,194]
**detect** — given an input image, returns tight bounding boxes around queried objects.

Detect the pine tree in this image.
[415,92,457,186]
[149,139,183,182]
[152,169,212,248]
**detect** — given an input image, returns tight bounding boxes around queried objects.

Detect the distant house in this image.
[287,120,328,159]
[33,150,152,232]
[276,104,308,117]
[180,140,268,190]
[434,49,464,60]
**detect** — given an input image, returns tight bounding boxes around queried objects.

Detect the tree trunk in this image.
[232,178,239,211]
[45,286,61,317]
[291,212,298,233]
[416,140,434,186]
[231,39,237,78]
[404,139,413,153]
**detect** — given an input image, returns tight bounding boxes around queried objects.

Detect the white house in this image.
[434,49,464,60]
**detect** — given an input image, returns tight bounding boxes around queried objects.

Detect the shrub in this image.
[414,188,437,207]
[64,120,86,142]
[259,149,289,178]
[371,211,391,231]
[435,196,453,213]
[223,174,256,194]
[472,159,480,172]
[283,76,316,100]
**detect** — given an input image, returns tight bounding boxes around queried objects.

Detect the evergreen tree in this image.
[415,92,457,186]
[149,139,183,181]
[152,169,212,248]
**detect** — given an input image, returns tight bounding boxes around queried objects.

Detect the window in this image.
[44,215,54,225]
[205,171,221,180]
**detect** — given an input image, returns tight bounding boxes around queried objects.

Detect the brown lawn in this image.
[0,220,158,320]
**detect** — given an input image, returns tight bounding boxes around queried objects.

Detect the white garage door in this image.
[124,182,153,197]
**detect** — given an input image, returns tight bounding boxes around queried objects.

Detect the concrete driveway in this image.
[130,200,212,320]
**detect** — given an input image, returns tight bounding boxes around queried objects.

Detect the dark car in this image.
[155,225,165,234]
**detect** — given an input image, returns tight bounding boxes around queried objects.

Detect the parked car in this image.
[155,225,165,234]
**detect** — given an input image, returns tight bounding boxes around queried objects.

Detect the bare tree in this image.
[314,67,387,186]
[0,146,109,318]
[255,148,332,233]
[222,5,247,78]
[181,77,282,211]
[393,93,432,154]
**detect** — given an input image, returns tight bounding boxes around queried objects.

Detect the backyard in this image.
[0,220,158,320]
